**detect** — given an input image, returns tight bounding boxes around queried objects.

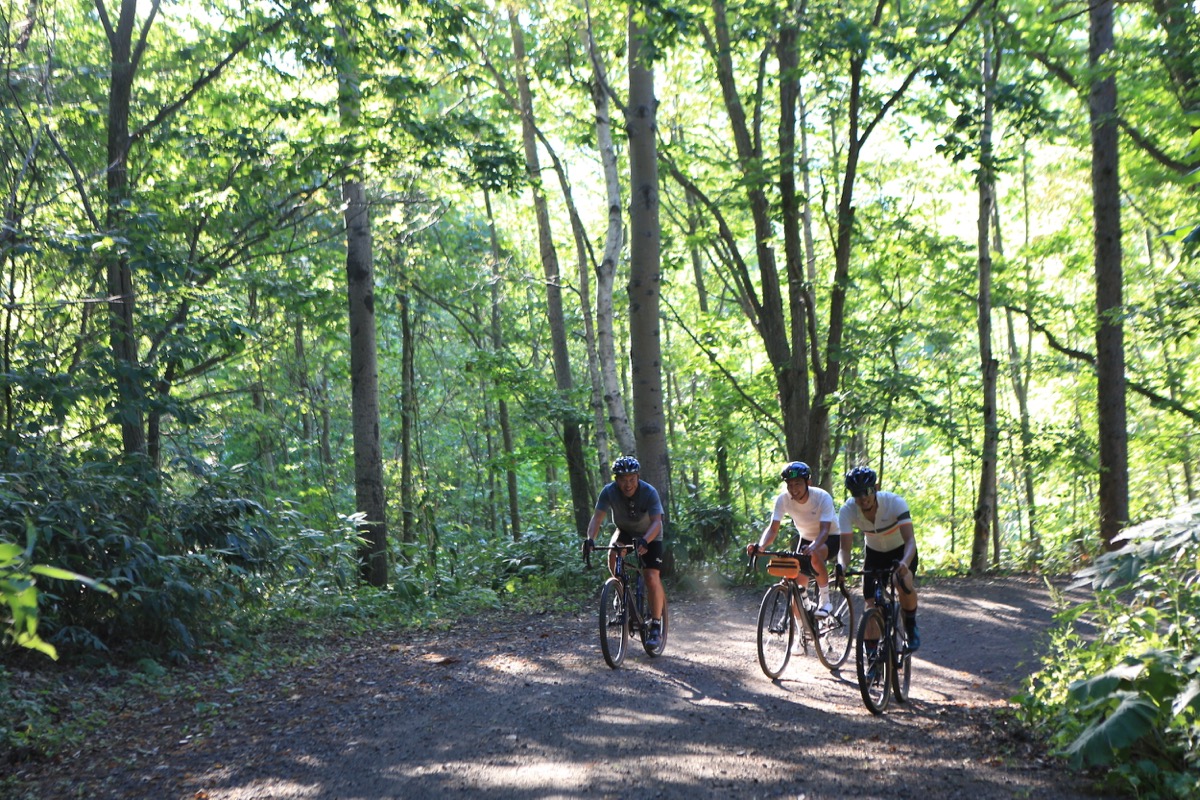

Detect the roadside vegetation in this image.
[1016,504,1200,800]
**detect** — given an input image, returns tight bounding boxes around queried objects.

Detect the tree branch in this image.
[661,296,783,436]
[1007,302,1200,424]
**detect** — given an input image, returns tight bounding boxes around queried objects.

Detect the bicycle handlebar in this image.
[843,561,913,595]
[583,542,639,570]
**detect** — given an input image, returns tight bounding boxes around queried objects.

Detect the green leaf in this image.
[1172,678,1200,718]
[29,564,117,596]
[0,542,23,563]
[1068,661,1145,703]
[1065,691,1159,767]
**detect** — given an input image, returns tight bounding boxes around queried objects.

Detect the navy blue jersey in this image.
[595,480,663,535]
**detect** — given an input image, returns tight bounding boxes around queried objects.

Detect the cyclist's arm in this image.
[808,520,832,552]
[641,513,664,544]
[584,507,608,544]
[836,525,853,571]
[897,521,916,570]
[836,502,856,571]
[749,518,783,553]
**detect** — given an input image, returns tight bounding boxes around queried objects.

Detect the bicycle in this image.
[845,562,913,714]
[750,547,855,679]
[585,542,668,669]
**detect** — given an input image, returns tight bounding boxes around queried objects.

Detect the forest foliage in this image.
[0,0,1198,789]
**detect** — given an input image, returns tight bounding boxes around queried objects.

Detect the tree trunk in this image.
[706,0,803,459]
[483,187,522,541]
[338,59,388,587]
[399,291,417,550]
[777,11,812,464]
[627,7,671,542]
[1089,0,1129,547]
[971,21,999,574]
[583,15,637,461]
[101,0,148,458]
[1007,144,1040,565]
[508,6,593,536]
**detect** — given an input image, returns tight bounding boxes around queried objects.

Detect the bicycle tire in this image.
[642,597,668,657]
[890,609,912,703]
[599,578,629,669]
[815,582,854,671]
[756,584,794,679]
[856,607,890,714]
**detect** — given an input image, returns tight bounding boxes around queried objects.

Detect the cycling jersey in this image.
[837,491,911,552]
[594,480,663,536]
[771,486,835,540]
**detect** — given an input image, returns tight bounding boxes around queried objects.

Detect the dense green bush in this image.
[0,448,296,659]
[1016,503,1200,799]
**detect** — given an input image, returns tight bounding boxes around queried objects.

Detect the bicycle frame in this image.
[751,547,854,677]
[846,563,912,714]
[586,542,667,668]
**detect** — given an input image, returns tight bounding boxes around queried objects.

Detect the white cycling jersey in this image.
[837,491,911,553]
[771,486,835,541]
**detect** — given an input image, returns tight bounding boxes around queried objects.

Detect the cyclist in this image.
[583,456,666,648]
[835,466,921,653]
[746,461,837,616]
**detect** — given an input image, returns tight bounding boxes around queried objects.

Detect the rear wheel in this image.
[815,583,855,671]
[756,584,794,679]
[856,607,890,714]
[599,578,629,669]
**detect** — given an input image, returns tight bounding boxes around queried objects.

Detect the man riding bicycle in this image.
[746,461,838,617]
[836,466,921,653]
[583,456,666,648]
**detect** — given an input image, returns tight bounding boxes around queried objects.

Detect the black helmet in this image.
[612,456,641,475]
[780,461,811,481]
[844,466,877,496]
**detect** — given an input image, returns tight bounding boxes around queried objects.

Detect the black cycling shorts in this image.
[798,535,840,578]
[611,529,665,571]
[862,544,919,601]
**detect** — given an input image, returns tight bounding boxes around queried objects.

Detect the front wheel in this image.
[815,583,855,671]
[757,584,794,679]
[856,607,890,714]
[599,578,629,669]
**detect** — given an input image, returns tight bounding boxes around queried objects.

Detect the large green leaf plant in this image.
[0,523,114,660]
[1017,503,1200,799]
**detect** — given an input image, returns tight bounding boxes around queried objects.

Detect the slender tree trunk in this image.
[100,0,149,458]
[972,20,999,574]
[707,0,804,459]
[483,187,522,541]
[399,291,417,550]
[1007,144,1040,565]
[778,10,812,465]
[1089,0,1129,547]
[338,60,388,586]
[627,7,670,537]
[294,317,314,444]
[508,6,592,536]
[583,14,636,460]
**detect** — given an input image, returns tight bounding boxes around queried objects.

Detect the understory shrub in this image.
[1016,502,1200,799]
[0,448,298,660]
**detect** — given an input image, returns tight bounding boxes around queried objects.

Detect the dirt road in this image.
[10,576,1118,799]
